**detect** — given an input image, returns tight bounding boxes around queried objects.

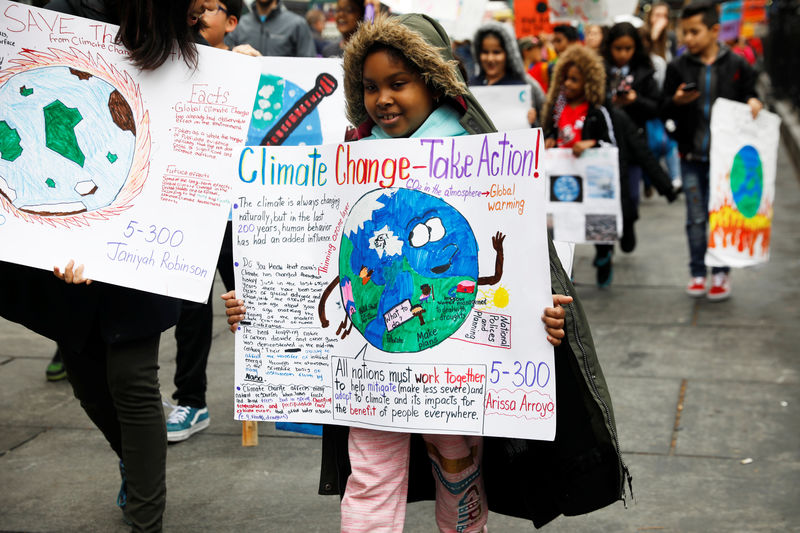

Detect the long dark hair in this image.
[603,22,652,70]
[115,0,205,70]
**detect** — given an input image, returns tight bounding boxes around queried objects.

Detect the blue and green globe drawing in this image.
[0,66,136,216]
[730,145,763,219]
[338,189,478,353]
[247,74,323,146]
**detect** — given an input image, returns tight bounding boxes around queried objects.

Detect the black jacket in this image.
[0,0,181,351]
[662,44,757,161]
[607,62,661,130]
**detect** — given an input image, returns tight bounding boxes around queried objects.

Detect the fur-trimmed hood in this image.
[343,14,473,128]
[471,21,527,82]
[542,46,606,126]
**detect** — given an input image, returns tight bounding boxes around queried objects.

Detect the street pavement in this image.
[1,144,799,532]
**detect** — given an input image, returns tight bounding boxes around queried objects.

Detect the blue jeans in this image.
[681,160,729,277]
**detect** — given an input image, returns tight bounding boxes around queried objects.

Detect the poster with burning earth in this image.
[706,98,781,268]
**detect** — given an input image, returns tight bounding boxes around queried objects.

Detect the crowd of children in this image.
[3,0,765,532]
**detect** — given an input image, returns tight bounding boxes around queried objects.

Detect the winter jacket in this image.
[606,62,661,129]
[469,21,546,118]
[319,13,631,527]
[662,44,757,161]
[224,1,315,57]
[0,0,183,351]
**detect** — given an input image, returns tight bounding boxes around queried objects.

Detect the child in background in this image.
[225,13,629,532]
[519,36,550,94]
[602,23,661,206]
[469,21,545,125]
[163,0,246,445]
[542,45,675,286]
[663,1,761,301]
[584,24,606,52]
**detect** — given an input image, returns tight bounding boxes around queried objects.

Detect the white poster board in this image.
[232,129,558,440]
[706,98,780,268]
[470,85,531,132]
[544,147,621,244]
[549,0,609,24]
[0,1,259,301]
[381,0,490,41]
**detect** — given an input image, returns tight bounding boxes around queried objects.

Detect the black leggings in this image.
[60,331,166,533]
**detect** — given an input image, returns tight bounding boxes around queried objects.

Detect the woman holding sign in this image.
[469,20,546,127]
[0,1,216,531]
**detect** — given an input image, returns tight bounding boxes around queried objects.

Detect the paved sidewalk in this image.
[1,141,799,532]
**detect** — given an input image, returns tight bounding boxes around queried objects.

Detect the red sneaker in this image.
[686,276,706,297]
[707,272,731,301]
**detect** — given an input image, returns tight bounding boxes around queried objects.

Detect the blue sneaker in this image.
[166,405,209,442]
[117,460,131,526]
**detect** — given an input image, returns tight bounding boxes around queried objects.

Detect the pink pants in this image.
[341,427,488,533]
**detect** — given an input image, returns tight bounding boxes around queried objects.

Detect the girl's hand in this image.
[53,259,92,285]
[231,44,260,57]
[614,89,637,106]
[221,290,246,333]
[527,107,538,125]
[673,83,700,105]
[747,97,763,119]
[542,294,573,346]
[545,137,557,149]
[572,139,595,157]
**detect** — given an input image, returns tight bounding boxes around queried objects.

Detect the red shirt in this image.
[557,101,589,148]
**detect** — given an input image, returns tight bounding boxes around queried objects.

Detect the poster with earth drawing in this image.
[231,129,558,440]
[706,98,780,268]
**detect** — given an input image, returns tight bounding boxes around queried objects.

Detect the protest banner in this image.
[231,129,557,441]
[706,98,780,268]
[720,1,743,42]
[544,147,621,244]
[549,0,608,25]
[470,85,531,132]
[382,0,489,41]
[514,0,553,38]
[0,0,258,301]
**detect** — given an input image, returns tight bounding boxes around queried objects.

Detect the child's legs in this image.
[666,139,681,182]
[628,165,643,207]
[341,427,411,533]
[681,160,711,277]
[107,334,167,533]
[422,434,487,533]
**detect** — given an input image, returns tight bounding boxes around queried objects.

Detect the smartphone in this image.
[682,82,698,91]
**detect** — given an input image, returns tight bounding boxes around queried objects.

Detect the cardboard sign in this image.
[544,147,621,244]
[231,129,558,441]
[706,98,780,268]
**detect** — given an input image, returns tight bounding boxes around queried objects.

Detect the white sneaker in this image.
[707,272,731,301]
[686,276,706,297]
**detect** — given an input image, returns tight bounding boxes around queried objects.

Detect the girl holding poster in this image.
[225,13,629,532]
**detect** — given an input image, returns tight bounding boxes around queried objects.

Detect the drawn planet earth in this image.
[246,74,323,146]
[339,188,479,353]
[553,174,581,202]
[730,145,763,219]
[0,66,136,216]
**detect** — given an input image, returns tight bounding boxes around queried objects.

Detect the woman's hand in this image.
[545,137,557,149]
[53,259,92,285]
[221,290,246,333]
[231,44,260,57]
[572,139,595,157]
[527,107,538,125]
[542,294,573,346]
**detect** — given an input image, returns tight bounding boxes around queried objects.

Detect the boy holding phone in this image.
[662,0,761,301]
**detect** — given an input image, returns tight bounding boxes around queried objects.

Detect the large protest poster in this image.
[719,1,744,41]
[544,147,621,244]
[706,98,780,268]
[470,85,531,132]
[549,0,608,24]
[0,1,259,301]
[231,129,558,441]
[382,0,490,41]
[514,0,553,38]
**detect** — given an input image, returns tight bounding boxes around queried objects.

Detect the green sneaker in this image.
[46,352,67,382]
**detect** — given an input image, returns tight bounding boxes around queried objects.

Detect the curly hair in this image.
[541,45,606,129]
